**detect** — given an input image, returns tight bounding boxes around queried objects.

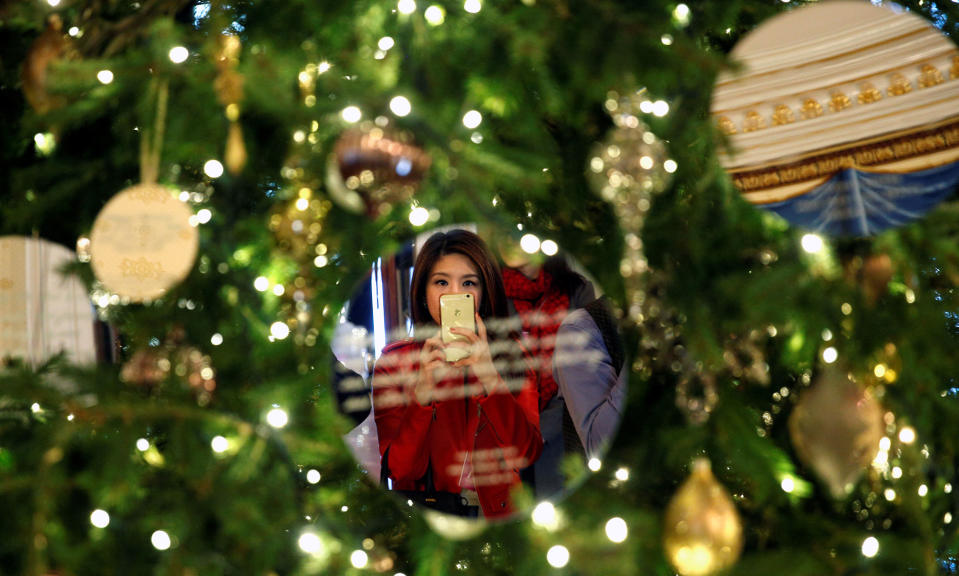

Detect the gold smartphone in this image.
[440,293,476,362]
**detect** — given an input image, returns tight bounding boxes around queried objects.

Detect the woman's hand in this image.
[413,335,447,405]
[450,313,502,396]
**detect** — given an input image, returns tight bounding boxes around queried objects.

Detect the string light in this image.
[341,106,362,123]
[822,347,838,364]
[425,5,445,24]
[266,406,289,428]
[306,469,322,484]
[168,46,189,63]
[615,467,630,482]
[299,531,323,554]
[861,536,879,558]
[351,550,369,568]
[378,37,395,50]
[409,205,429,226]
[211,436,229,453]
[918,484,929,497]
[204,160,224,178]
[898,426,916,444]
[520,234,540,254]
[90,509,110,528]
[546,545,569,568]
[270,321,291,340]
[397,0,416,14]
[462,110,483,129]
[97,70,114,84]
[605,517,628,543]
[780,476,795,493]
[651,100,669,117]
[588,458,602,472]
[531,501,559,530]
[541,240,559,256]
[464,0,482,13]
[254,276,270,292]
[136,438,150,451]
[884,488,896,501]
[151,530,172,551]
[272,284,285,296]
[390,96,412,117]
[196,208,212,224]
[801,233,824,253]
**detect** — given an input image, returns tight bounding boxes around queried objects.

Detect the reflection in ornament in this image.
[120,329,217,406]
[829,91,851,113]
[421,509,487,541]
[801,98,823,120]
[663,459,743,576]
[788,366,884,499]
[887,72,912,96]
[917,64,944,89]
[772,104,795,126]
[325,122,431,218]
[857,82,882,105]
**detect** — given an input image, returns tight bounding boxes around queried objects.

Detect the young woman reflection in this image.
[372,229,542,519]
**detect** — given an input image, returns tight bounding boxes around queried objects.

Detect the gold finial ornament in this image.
[917,63,944,88]
[772,104,795,126]
[857,82,882,105]
[887,72,913,96]
[716,116,737,135]
[663,459,743,576]
[829,90,851,112]
[800,98,823,119]
[743,110,766,132]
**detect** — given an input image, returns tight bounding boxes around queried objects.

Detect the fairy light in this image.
[390,96,412,117]
[891,466,903,479]
[211,435,229,453]
[68,26,80,37]
[270,321,291,340]
[254,276,270,292]
[531,502,559,530]
[314,255,329,268]
[151,530,172,551]
[341,106,362,123]
[664,159,678,173]
[898,426,916,444]
[945,483,953,494]
[546,545,570,568]
[605,517,628,543]
[801,233,824,253]
[409,206,429,226]
[651,100,669,117]
[168,46,189,63]
[673,3,691,26]
[462,110,483,129]
[661,34,673,45]
[861,536,879,558]
[884,488,896,501]
[822,347,838,364]
[351,550,369,568]
[204,160,224,178]
[615,467,630,482]
[945,512,953,524]
[397,0,416,14]
[464,0,482,13]
[425,5,445,24]
[306,469,322,484]
[588,458,602,472]
[541,240,559,256]
[196,208,212,224]
[378,36,395,50]
[520,234,541,254]
[266,406,289,428]
[780,476,795,493]
[136,438,150,451]
[97,70,114,84]
[272,284,285,296]
[90,509,110,528]
[299,531,323,554]
[31,403,41,414]
[33,132,55,155]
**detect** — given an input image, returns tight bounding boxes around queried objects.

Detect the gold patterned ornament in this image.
[857,82,882,105]
[887,72,912,96]
[742,110,765,132]
[800,98,823,120]
[788,366,884,499]
[829,90,851,113]
[325,122,431,218]
[772,104,795,126]
[89,183,198,302]
[917,64,944,89]
[663,459,744,576]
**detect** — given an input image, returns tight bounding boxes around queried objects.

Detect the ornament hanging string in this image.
[139,78,169,184]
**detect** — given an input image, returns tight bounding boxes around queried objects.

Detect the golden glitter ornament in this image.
[788,366,884,498]
[663,459,743,576]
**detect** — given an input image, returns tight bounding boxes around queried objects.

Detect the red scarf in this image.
[501,267,570,410]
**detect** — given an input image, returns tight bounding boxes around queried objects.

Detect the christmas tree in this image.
[2,0,958,575]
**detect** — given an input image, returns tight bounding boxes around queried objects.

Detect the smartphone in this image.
[440,293,476,362]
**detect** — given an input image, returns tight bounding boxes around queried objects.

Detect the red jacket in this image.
[372,338,542,519]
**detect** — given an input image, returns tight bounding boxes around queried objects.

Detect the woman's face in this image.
[425,252,483,324]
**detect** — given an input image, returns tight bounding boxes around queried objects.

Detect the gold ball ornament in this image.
[89,183,198,302]
[325,123,431,218]
[663,459,744,576]
[788,366,884,498]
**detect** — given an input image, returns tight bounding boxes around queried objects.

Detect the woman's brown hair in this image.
[409,229,509,325]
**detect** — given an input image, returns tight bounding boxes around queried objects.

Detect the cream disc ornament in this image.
[89,183,198,302]
[712,1,959,236]
[663,459,743,576]
[788,366,884,499]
